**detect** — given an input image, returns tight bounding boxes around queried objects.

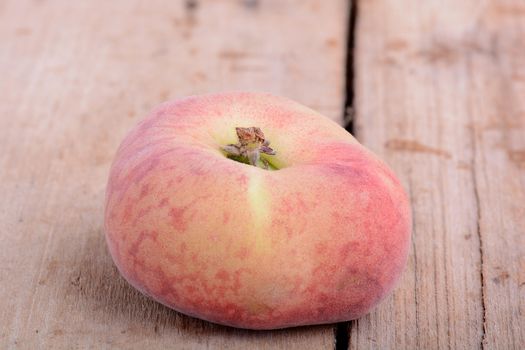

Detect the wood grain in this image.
[353,0,525,349]
[0,0,347,348]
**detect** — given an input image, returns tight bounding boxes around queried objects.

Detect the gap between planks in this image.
[335,0,358,349]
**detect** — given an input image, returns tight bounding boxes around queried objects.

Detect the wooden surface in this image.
[353,0,525,349]
[2,0,525,349]
[0,0,346,349]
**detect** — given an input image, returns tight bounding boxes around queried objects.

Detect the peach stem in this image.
[222,127,277,170]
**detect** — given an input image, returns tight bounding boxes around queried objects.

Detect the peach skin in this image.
[104,92,411,330]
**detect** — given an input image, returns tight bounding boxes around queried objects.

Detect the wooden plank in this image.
[353,0,525,348]
[0,0,348,348]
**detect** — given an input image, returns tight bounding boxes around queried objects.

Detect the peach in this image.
[104,92,411,330]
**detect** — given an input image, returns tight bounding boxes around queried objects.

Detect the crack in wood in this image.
[335,1,358,347]
[469,106,487,350]
[335,322,351,350]
[407,176,421,349]
[343,0,358,134]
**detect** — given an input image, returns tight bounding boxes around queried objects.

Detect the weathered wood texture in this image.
[353,0,525,349]
[0,0,347,348]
